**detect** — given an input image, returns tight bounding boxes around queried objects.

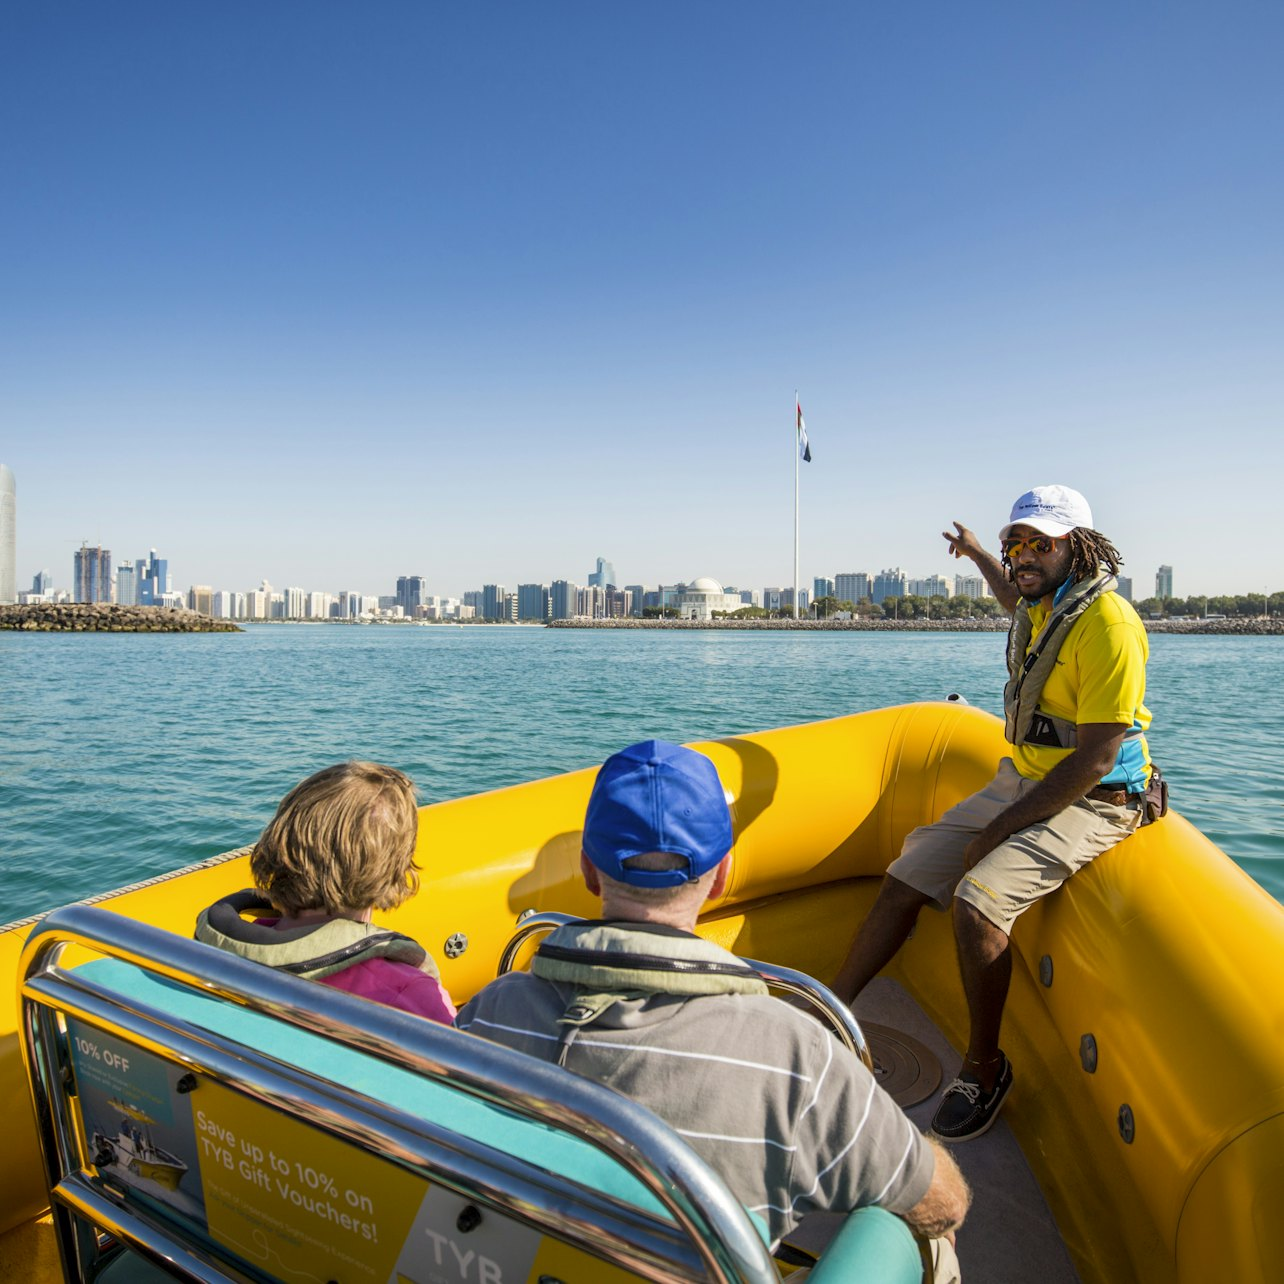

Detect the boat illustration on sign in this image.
[92,1098,189,1192]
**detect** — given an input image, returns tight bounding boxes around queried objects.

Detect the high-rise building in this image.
[482,584,506,620]
[114,563,136,606]
[0,465,14,604]
[213,590,245,619]
[953,574,991,600]
[577,585,608,618]
[283,587,306,618]
[871,569,907,605]
[813,577,835,602]
[834,572,872,605]
[32,569,52,595]
[909,576,951,599]
[1116,576,1133,602]
[137,549,169,606]
[1156,566,1173,599]
[73,543,112,603]
[396,576,428,615]
[306,591,333,619]
[517,584,548,621]
[605,587,632,618]
[549,580,578,620]
[188,585,214,615]
[588,557,617,589]
[623,584,647,617]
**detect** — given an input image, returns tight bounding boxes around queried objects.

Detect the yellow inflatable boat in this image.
[3,702,1282,1282]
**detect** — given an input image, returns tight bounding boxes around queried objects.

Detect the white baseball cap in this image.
[1000,485,1093,539]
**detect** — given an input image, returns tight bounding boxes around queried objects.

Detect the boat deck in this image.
[788,976,1082,1284]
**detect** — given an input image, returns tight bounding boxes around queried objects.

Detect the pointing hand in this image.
[943,523,983,563]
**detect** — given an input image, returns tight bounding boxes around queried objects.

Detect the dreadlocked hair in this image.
[1067,528,1123,582]
[1002,528,1124,585]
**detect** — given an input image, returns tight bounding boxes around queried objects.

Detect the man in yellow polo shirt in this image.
[833,485,1157,1142]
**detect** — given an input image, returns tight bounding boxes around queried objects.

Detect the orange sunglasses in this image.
[1001,535,1066,558]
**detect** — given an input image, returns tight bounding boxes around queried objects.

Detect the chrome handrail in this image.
[499,910,873,1069]
[498,908,580,973]
[20,904,780,1284]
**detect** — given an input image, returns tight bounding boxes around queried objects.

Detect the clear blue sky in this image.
[3,2,1281,599]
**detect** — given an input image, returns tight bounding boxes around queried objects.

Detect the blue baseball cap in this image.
[582,740,733,888]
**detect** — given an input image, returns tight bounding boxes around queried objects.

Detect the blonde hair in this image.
[250,762,420,916]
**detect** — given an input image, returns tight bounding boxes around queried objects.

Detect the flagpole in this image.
[793,390,800,620]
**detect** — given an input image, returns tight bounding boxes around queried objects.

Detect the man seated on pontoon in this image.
[457,740,970,1281]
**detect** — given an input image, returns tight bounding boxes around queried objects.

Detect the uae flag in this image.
[796,399,812,462]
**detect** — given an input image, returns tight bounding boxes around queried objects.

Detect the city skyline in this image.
[34,535,995,611]
[0,466,1247,613]
[28,523,1254,620]
[0,481,1223,611]
[4,6,1283,599]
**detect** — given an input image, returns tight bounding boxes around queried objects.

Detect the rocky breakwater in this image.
[0,604,242,633]
[1143,616,1284,636]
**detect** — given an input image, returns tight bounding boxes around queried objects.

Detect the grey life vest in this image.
[530,920,769,1064]
[195,889,440,981]
[1003,572,1117,750]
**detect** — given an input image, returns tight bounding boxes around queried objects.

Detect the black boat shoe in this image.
[929,1052,1013,1142]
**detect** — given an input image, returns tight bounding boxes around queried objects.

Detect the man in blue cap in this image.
[457,740,969,1278]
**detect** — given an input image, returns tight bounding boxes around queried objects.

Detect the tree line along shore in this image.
[550,617,1284,635]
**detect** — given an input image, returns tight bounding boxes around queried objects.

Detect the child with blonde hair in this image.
[196,761,455,1023]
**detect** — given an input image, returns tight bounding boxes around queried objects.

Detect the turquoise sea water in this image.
[3,625,1282,924]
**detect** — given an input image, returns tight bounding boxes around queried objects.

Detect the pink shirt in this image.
[320,956,457,1024]
[251,915,457,1025]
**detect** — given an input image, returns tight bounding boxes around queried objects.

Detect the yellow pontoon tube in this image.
[3,702,1282,1282]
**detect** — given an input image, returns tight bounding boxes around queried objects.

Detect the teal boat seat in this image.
[807,1207,925,1282]
[19,904,920,1283]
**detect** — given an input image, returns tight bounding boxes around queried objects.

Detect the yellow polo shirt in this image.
[1011,590,1152,786]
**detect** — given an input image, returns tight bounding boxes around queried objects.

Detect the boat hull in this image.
[3,702,1282,1282]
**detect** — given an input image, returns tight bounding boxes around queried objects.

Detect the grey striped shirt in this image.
[457,926,933,1243]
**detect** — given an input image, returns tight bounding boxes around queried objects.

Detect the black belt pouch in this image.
[1142,765,1169,824]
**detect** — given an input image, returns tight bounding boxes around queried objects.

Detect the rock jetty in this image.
[1142,616,1283,636]
[0,604,242,633]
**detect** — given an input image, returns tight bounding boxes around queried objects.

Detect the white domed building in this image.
[678,576,746,621]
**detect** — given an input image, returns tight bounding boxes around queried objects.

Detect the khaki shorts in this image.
[886,759,1143,935]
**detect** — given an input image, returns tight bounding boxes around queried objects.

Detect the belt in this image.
[1086,784,1133,806]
